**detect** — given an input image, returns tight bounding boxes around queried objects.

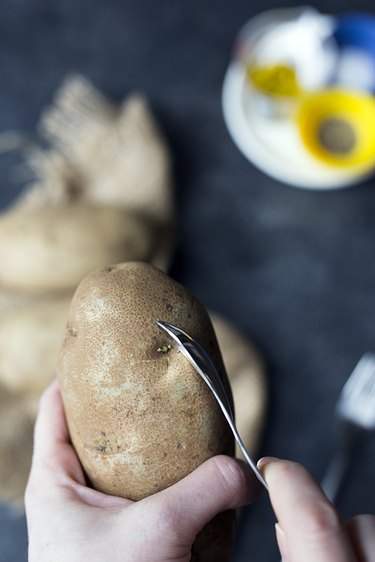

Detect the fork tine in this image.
[337,353,375,429]
[322,353,375,501]
[156,320,269,490]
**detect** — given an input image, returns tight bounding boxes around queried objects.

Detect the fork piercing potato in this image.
[57,261,235,561]
[0,204,155,293]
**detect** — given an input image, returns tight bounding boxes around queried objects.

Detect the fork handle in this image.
[321,424,364,504]
[320,449,349,503]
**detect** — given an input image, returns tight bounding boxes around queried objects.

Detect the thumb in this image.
[150,455,260,539]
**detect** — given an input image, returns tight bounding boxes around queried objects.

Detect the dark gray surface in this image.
[1,1,375,561]
[0,506,27,562]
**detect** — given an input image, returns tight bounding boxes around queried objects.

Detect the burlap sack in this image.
[14,74,173,227]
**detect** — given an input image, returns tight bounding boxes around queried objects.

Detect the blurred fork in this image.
[321,352,375,503]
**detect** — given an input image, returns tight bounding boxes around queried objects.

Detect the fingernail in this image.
[275,523,289,561]
[257,456,280,471]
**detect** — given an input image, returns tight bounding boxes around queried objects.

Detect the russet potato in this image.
[58,261,235,561]
[0,204,155,293]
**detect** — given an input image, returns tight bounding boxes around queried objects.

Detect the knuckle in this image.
[24,460,59,504]
[38,386,51,410]
[274,460,305,481]
[212,455,247,496]
[346,513,375,533]
[37,380,57,410]
[24,476,38,513]
[300,500,342,542]
[24,481,32,505]
[348,513,375,525]
[150,499,181,536]
[38,385,49,405]
[265,460,304,489]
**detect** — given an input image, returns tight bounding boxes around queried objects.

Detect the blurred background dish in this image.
[223,7,375,189]
[222,62,375,189]
[236,7,337,119]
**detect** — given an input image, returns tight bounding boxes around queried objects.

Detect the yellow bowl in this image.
[296,89,375,170]
[248,63,303,98]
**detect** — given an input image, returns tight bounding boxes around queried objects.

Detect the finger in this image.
[33,380,69,453]
[28,380,133,509]
[31,379,85,484]
[346,514,375,562]
[258,458,357,562]
[148,455,260,540]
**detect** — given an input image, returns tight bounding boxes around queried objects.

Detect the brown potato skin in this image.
[58,262,234,560]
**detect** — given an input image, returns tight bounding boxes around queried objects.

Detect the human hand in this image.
[25,381,259,562]
[258,457,375,562]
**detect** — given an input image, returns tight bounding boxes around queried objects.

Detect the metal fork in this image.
[321,352,375,503]
[156,320,269,491]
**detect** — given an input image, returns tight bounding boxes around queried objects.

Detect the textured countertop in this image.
[1,1,374,560]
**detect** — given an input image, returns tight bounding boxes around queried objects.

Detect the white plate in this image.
[222,62,373,190]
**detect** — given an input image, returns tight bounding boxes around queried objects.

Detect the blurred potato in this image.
[210,313,267,457]
[0,204,155,293]
[0,383,38,507]
[0,297,71,393]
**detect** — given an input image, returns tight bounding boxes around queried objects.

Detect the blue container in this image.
[333,13,375,92]
[334,13,375,52]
